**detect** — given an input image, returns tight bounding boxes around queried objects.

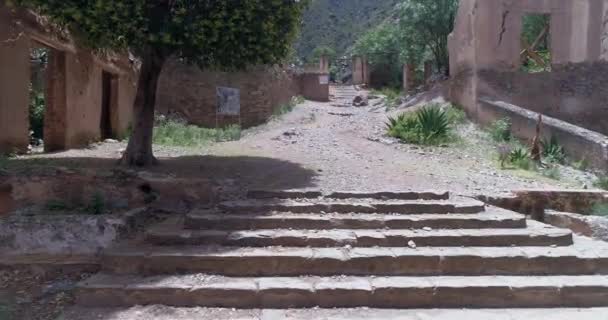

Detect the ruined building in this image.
[449,0,608,170]
[0,4,138,154]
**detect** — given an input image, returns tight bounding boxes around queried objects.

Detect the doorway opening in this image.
[28,45,49,151]
[100,71,118,140]
[520,13,552,73]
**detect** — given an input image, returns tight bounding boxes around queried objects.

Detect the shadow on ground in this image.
[2,155,319,192]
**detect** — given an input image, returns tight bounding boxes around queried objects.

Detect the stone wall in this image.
[448,0,608,169]
[298,72,330,102]
[0,4,137,154]
[156,59,299,128]
[478,63,608,136]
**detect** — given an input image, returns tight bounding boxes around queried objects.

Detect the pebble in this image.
[408,240,417,249]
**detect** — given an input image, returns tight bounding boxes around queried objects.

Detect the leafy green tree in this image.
[397,0,458,75]
[311,45,336,62]
[12,0,308,166]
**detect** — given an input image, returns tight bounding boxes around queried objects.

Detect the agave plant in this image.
[416,105,451,144]
[541,136,566,164]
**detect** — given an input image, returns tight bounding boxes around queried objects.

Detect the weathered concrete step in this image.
[75,274,608,308]
[60,306,608,320]
[146,226,572,247]
[184,211,526,230]
[103,244,608,276]
[247,190,450,200]
[219,199,485,214]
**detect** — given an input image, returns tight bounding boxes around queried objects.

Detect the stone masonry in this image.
[61,190,608,318]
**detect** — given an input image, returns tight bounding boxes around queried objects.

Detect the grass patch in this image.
[540,165,561,180]
[371,87,402,109]
[594,175,608,191]
[153,116,241,147]
[488,118,512,142]
[272,96,304,119]
[590,202,608,217]
[386,104,458,146]
[573,158,589,171]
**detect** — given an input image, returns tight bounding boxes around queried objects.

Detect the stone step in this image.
[145,225,572,247]
[184,211,526,230]
[60,306,608,320]
[218,199,486,214]
[246,190,450,200]
[75,274,608,308]
[102,240,608,276]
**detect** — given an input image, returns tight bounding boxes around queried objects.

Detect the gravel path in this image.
[15,86,597,196]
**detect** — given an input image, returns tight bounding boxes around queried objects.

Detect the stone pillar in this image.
[352,56,364,85]
[43,50,68,152]
[319,55,330,73]
[424,61,433,84]
[402,63,416,93]
[362,57,370,85]
[0,17,30,154]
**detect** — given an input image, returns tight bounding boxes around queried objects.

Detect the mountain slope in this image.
[295,0,400,62]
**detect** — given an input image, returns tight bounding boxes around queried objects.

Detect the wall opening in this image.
[43,49,68,152]
[100,71,118,140]
[520,14,552,73]
[28,45,50,152]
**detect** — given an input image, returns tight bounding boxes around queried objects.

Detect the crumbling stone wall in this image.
[478,63,608,136]
[156,59,300,128]
[0,4,137,154]
[448,0,608,169]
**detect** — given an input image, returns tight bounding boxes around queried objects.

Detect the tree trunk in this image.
[120,51,166,167]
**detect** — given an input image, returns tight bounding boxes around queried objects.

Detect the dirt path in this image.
[13,85,595,196]
[204,86,593,195]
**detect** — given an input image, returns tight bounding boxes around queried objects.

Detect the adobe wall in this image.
[0,8,30,154]
[477,63,608,135]
[156,59,300,128]
[448,0,608,169]
[298,72,330,102]
[449,0,608,115]
[0,4,137,154]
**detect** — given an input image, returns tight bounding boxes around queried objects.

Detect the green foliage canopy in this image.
[11,0,308,69]
[352,0,457,77]
[311,45,336,62]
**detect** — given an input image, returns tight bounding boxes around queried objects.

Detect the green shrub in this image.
[371,87,402,109]
[444,105,467,124]
[272,96,304,119]
[541,165,561,180]
[153,117,241,147]
[387,104,453,145]
[87,192,105,215]
[46,199,69,211]
[542,136,565,164]
[590,202,608,217]
[29,89,45,141]
[573,158,589,171]
[594,175,608,191]
[509,147,532,170]
[488,118,512,142]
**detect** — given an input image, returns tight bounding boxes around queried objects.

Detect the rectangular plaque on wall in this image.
[319,75,329,85]
[216,87,241,115]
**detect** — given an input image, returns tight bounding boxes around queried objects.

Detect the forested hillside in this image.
[295,0,400,62]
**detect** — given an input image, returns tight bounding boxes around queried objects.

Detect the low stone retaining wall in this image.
[0,208,149,259]
[545,210,608,242]
[478,98,608,171]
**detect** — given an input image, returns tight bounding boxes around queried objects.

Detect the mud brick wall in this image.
[478,62,608,136]
[156,59,299,128]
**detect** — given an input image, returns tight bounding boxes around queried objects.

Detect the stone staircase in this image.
[69,190,608,317]
[330,85,361,107]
